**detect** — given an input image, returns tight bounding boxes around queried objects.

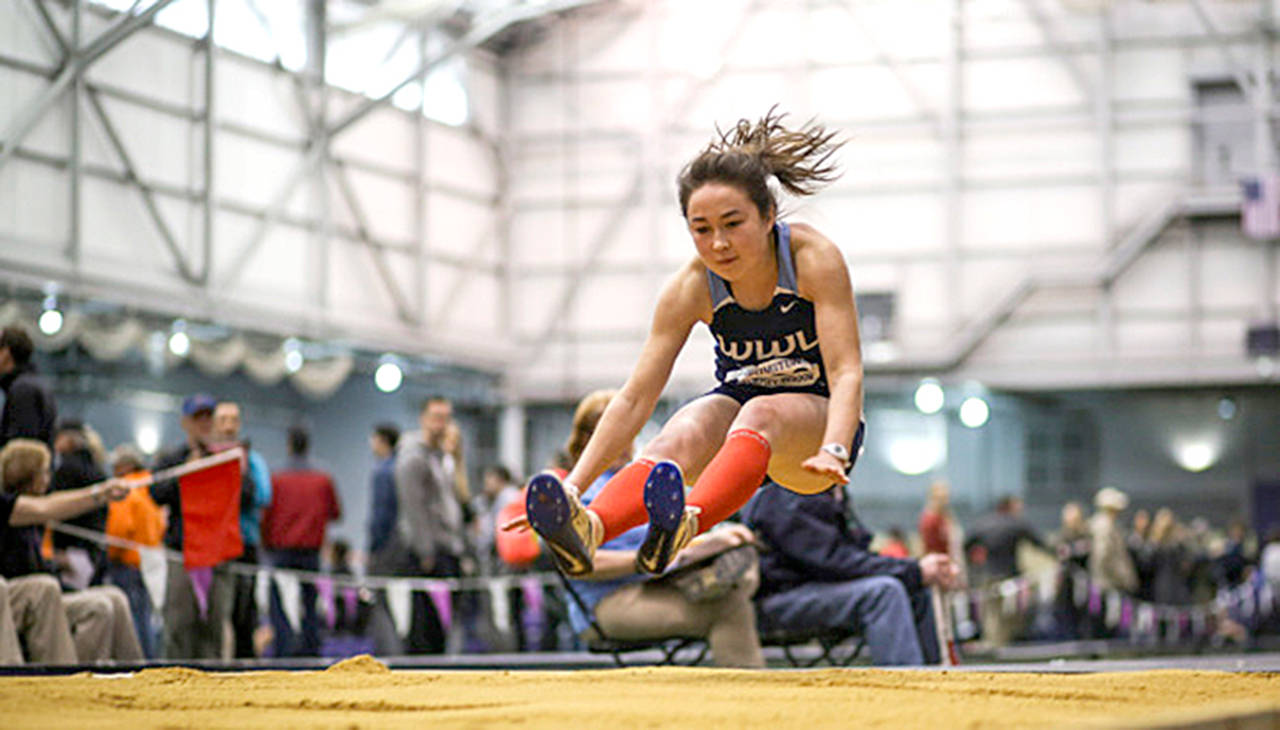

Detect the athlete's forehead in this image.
[686,182,755,222]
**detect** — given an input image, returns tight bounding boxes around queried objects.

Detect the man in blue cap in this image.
[150,393,235,659]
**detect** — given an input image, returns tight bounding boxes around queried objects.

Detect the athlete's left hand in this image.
[801,451,849,485]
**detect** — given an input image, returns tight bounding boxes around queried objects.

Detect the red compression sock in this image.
[686,429,772,532]
[584,458,656,542]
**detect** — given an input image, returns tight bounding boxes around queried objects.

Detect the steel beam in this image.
[0,0,184,174]
[84,87,198,283]
[331,161,416,323]
[1024,0,1096,105]
[840,0,944,138]
[327,0,596,140]
[528,2,761,353]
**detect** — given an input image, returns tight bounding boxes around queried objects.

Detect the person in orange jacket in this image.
[105,444,165,658]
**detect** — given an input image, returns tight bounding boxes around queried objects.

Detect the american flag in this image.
[1241,172,1280,239]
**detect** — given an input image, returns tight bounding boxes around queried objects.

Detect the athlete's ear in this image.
[765,203,776,228]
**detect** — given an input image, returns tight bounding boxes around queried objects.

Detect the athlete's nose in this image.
[711,229,730,251]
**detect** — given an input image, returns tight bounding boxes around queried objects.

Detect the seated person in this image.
[743,478,958,666]
[0,439,143,663]
[553,390,765,668]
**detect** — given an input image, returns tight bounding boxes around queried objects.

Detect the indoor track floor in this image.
[1,653,1279,729]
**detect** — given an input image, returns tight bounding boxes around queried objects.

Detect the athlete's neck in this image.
[727,228,779,311]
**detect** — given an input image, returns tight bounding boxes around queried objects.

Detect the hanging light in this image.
[959,397,990,428]
[168,320,190,357]
[37,308,63,335]
[283,338,304,373]
[914,379,945,414]
[374,358,403,393]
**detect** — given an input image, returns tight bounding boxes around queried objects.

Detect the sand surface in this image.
[2,655,1278,729]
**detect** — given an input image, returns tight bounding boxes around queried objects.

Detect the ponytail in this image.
[678,106,843,218]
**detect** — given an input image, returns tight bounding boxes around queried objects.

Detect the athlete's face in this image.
[686,182,775,281]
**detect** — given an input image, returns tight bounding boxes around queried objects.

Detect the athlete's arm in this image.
[565,263,707,492]
[793,224,864,483]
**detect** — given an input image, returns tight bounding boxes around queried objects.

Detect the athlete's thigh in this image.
[639,393,740,481]
[732,392,831,494]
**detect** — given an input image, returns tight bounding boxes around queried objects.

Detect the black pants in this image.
[231,544,260,658]
[384,544,461,655]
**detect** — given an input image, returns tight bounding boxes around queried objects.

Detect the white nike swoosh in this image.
[780,301,797,314]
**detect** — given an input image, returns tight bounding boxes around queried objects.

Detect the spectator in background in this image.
[0,326,56,449]
[919,480,966,581]
[393,397,464,654]
[366,423,400,569]
[365,422,401,656]
[0,439,142,662]
[1214,520,1252,589]
[150,392,233,659]
[1147,508,1193,606]
[1,443,137,665]
[965,496,1047,646]
[1051,501,1090,640]
[747,478,957,666]
[47,420,110,588]
[1089,487,1138,595]
[966,496,1046,583]
[104,444,164,659]
[263,426,341,657]
[213,401,271,659]
[879,527,910,559]
[563,390,766,668]
[442,421,471,509]
[470,465,519,577]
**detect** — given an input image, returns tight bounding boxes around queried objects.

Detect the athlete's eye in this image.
[693,226,711,235]
[725,221,741,228]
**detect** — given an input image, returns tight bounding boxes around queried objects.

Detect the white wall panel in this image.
[86,20,196,110]
[94,97,196,189]
[425,127,498,198]
[1113,49,1189,103]
[215,135,306,209]
[331,107,415,174]
[79,176,176,269]
[341,167,414,243]
[1114,127,1190,172]
[966,57,1091,112]
[964,130,1099,180]
[427,194,496,259]
[0,159,66,244]
[215,57,307,140]
[962,187,1102,250]
[328,238,399,318]
[1198,239,1269,311]
[1111,245,1192,313]
[832,194,945,256]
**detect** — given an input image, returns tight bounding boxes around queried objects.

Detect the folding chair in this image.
[557,573,710,667]
[761,627,867,668]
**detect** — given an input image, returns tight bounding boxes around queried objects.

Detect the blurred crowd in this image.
[3,321,1278,667]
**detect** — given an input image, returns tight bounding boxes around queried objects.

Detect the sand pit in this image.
[1,656,1277,729]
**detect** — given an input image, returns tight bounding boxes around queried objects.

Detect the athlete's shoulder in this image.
[787,222,851,297]
[659,256,714,322]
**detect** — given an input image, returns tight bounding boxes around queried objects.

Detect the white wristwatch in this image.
[820,442,850,465]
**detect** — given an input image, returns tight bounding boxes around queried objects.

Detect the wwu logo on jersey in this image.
[715,330,819,362]
[726,357,821,388]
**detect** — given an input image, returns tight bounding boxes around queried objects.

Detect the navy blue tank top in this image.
[706,222,828,395]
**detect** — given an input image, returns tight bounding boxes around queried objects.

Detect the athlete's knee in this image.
[641,426,706,463]
[729,400,785,439]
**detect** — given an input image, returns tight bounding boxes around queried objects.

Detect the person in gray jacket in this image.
[392,396,464,653]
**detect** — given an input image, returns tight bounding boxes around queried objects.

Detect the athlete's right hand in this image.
[801,451,849,485]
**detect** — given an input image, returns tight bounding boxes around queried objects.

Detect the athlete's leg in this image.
[588,394,739,541]
[685,393,830,533]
